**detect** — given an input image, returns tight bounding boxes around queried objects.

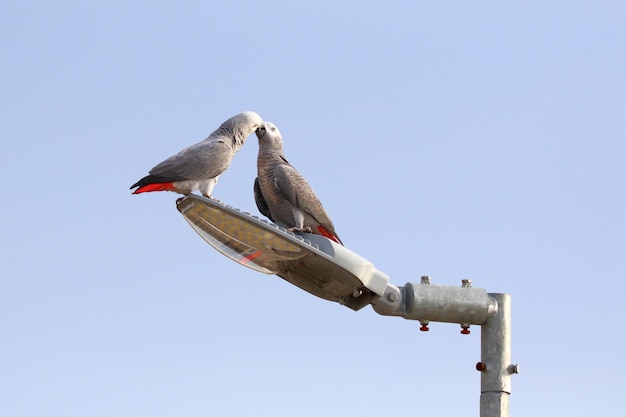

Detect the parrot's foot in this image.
[203,194,221,203]
[176,193,194,204]
[289,227,313,233]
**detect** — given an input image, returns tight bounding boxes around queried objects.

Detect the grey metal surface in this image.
[479,293,515,417]
[372,280,497,325]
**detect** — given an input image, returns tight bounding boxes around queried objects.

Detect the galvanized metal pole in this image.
[478,293,515,417]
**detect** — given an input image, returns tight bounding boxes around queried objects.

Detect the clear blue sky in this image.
[2,1,625,416]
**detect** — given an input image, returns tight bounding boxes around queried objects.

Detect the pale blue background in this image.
[2,1,624,416]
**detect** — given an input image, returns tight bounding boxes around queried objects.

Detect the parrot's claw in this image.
[289,227,313,234]
[203,194,221,203]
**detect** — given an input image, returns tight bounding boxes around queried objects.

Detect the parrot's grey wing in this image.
[254,177,274,222]
[149,139,234,181]
[273,164,334,227]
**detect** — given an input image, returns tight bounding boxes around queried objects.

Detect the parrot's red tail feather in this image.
[316,226,343,245]
[132,182,176,194]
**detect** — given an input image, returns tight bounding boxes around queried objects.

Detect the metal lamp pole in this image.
[479,293,515,417]
[372,282,516,417]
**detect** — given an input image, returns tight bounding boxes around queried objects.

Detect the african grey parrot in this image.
[254,121,343,245]
[130,111,263,198]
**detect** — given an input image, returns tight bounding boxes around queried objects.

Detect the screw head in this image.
[508,364,521,374]
[387,292,398,302]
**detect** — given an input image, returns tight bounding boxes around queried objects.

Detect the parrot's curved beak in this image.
[256,125,266,138]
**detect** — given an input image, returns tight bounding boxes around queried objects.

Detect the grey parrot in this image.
[254,121,343,245]
[130,111,263,198]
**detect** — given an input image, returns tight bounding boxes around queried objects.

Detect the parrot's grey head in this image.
[256,121,281,139]
[256,121,284,150]
[220,111,263,147]
[237,111,263,127]
[220,111,262,130]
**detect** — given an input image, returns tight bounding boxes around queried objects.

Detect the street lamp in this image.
[176,194,389,310]
[176,194,517,417]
